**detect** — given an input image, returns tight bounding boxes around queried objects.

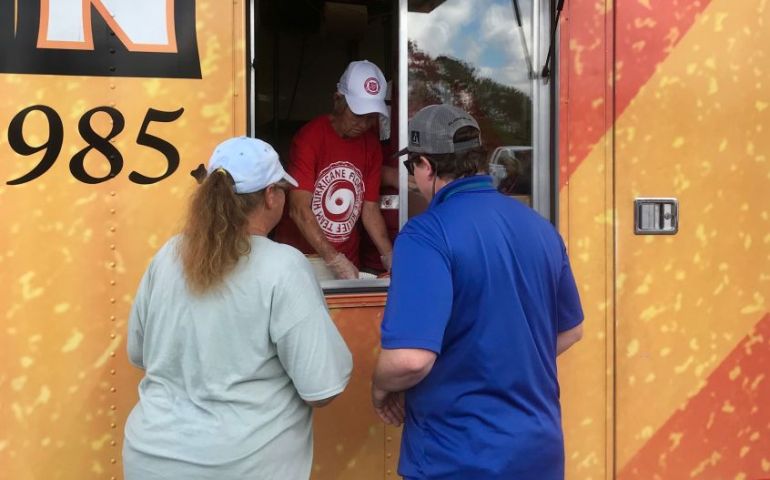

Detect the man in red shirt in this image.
[274,60,393,279]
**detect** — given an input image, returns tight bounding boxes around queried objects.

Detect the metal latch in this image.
[634,198,679,235]
[380,194,399,210]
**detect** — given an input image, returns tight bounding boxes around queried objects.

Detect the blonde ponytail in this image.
[179,170,263,294]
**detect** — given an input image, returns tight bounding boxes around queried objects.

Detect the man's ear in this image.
[420,156,435,177]
[332,92,346,113]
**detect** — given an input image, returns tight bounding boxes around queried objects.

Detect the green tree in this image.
[408,41,532,148]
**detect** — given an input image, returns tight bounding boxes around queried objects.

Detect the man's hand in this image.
[372,385,405,426]
[361,201,393,273]
[326,252,359,279]
[288,189,347,267]
[380,252,393,272]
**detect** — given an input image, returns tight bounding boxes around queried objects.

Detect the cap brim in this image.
[345,94,389,117]
[282,172,299,187]
[392,147,412,158]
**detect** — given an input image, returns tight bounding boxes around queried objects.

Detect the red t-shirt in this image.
[274,115,382,265]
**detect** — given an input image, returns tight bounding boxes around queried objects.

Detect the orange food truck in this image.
[1,0,768,479]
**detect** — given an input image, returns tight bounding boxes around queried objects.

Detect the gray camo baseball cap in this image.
[395,104,481,157]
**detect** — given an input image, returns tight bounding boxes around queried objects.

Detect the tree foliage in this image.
[408,41,532,148]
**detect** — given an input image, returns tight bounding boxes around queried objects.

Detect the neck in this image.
[429,176,452,199]
[329,113,346,137]
[430,174,488,200]
[246,211,272,237]
[434,176,452,192]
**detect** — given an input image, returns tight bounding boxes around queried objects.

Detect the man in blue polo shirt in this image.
[371,104,584,479]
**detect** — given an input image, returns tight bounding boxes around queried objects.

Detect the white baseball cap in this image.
[337,60,389,117]
[206,136,298,194]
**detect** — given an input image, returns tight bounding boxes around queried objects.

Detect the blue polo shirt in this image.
[381,176,583,480]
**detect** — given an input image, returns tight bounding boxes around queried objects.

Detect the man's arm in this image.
[371,348,436,425]
[380,165,399,189]
[288,189,358,279]
[556,323,583,356]
[361,200,393,269]
[373,348,436,392]
[288,189,338,261]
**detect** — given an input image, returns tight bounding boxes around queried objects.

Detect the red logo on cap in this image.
[364,77,380,95]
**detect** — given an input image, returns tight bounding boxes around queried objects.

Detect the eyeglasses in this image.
[403,155,434,176]
[402,157,417,176]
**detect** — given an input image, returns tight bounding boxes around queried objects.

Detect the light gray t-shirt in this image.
[124,235,352,479]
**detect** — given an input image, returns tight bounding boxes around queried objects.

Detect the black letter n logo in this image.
[0,0,201,79]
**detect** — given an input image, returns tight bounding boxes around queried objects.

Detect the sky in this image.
[407,0,536,94]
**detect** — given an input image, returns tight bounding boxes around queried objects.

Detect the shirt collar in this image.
[430,175,496,207]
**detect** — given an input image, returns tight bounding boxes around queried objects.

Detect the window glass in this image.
[406,0,534,214]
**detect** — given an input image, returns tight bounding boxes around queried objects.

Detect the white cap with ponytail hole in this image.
[206,136,298,194]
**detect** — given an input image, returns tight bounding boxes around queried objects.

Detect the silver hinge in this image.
[634,198,679,235]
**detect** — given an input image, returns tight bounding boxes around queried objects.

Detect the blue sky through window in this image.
[408,0,533,94]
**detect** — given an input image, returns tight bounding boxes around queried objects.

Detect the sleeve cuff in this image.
[298,377,350,402]
[557,314,584,333]
[381,336,442,355]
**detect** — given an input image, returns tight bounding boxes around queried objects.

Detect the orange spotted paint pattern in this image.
[619,314,770,479]
[0,2,247,478]
[560,0,770,478]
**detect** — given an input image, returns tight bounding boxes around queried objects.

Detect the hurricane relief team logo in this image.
[364,77,380,95]
[312,162,365,242]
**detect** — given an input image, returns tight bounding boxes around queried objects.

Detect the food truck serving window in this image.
[249,0,552,293]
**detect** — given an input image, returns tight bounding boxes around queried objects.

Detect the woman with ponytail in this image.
[123,137,352,480]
